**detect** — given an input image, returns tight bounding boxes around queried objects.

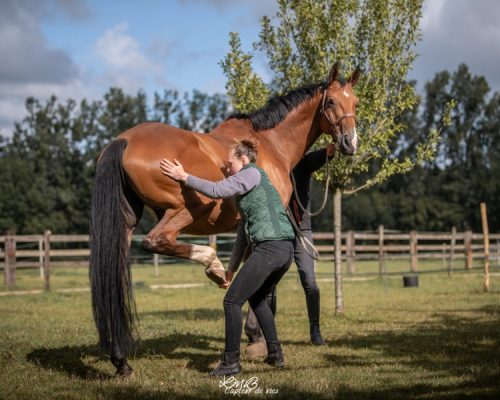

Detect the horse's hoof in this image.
[205,262,226,285]
[245,341,267,359]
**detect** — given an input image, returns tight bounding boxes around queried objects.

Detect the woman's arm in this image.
[185,169,260,198]
[295,144,336,174]
[219,221,248,289]
[227,221,248,274]
[160,159,261,198]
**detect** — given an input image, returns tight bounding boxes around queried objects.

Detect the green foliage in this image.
[0,89,230,234]
[220,32,269,113]
[152,89,229,133]
[221,0,445,192]
[340,64,500,232]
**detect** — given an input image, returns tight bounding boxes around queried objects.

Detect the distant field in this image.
[0,261,499,399]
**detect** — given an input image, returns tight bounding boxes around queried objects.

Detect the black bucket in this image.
[403,275,419,288]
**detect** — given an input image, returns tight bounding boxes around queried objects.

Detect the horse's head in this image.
[319,63,360,156]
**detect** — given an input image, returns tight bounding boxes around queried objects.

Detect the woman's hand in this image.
[160,159,189,182]
[326,143,336,157]
[219,270,234,289]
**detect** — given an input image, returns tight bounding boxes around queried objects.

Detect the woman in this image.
[160,138,294,376]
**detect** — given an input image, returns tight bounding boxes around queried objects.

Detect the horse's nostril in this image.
[340,134,356,155]
[342,135,351,150]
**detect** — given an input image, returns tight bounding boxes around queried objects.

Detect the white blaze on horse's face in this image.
[351,127,358,151]
[326,84,359,155]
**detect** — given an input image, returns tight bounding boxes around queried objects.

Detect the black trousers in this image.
[223,240,293,351]
[245,230,320,342]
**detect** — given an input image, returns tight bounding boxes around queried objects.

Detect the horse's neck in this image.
[210,93,322,169]
[260,94,322,169]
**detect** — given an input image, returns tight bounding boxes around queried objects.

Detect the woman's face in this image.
[226,150,248,175]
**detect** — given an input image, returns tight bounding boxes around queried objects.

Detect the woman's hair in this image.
[232,137,259,162]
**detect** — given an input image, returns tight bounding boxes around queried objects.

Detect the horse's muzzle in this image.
[340,133,357,155]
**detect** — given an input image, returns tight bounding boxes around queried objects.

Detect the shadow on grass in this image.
[331,381,500,400]
[26,331,224,380]
[325,308,500,398]
[25,305,500,398]
[140,307,224,321]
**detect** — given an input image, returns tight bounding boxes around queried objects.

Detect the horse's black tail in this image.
[89,138,136,356]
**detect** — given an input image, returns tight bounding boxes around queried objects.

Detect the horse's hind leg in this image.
[142,208,226,285]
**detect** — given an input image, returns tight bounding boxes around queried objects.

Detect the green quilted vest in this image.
[236,163,295,246]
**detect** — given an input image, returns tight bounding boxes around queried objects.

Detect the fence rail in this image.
[2,227,500,290]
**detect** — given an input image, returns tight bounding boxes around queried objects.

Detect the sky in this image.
[1,0,500,136]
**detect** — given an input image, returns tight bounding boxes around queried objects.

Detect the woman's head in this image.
[227,138,259,175]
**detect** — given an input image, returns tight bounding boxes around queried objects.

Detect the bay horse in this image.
[89,63,360,376]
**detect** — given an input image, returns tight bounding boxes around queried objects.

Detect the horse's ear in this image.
[348,66,361,87]
[328,62,340,84]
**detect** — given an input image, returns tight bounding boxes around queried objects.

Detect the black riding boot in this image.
[306,291,326,345]
[264,342,285,368]
[210,350,241,376]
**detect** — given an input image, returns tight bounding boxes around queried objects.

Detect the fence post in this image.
[153,253,159,277]
[480,203,490,292]
[209,234,217,251]
[346,230,354,274]
[442,242,446,271]
[464,230,473,269]
[497,240,500,268]
[43,230,51,291]
[410,230,418,272]
[378,225,384,277]
[4,230,16,289]
[39,237,44,278]
[448,226,456,276]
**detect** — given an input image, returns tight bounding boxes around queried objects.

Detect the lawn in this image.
[0,261,499,399]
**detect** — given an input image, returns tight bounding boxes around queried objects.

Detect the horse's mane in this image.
[227,82,327,131]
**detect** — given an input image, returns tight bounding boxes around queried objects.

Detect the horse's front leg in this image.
[142,208,226,285]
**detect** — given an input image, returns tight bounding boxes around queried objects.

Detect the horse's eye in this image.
[328,99,336,108]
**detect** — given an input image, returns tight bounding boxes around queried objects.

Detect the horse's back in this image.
[119,122,228,209]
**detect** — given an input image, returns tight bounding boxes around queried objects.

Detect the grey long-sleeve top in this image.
[185,167,261,272]
[185,167,260,198]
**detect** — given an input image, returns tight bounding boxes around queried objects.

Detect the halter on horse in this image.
[89,62,360,376]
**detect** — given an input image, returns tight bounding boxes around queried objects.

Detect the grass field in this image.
[1,261,499,399]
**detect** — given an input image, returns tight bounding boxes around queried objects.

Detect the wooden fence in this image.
[1,227,500,290]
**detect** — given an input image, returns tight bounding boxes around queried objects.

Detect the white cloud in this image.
[179,0,278,24]
[0,1,79,85]
[94,22,167,92]
[0,0,85,136]
[0,18,171,136]
[0,78,97,136]
[412,0,500,92]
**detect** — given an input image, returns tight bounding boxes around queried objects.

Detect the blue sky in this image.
[40,0,272,94]
[1,0,500,135]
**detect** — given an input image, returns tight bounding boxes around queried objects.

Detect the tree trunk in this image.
[334,188,344,315]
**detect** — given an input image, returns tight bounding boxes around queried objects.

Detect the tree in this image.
[390,64,498,231]
[0,88,230,234]
[221,0,449,314]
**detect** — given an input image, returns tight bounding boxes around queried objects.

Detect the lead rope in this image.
[288,151,332,260]
[286,208,320,260]
[290,151,331,216]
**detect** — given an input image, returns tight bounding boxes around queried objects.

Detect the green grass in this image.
[1,262,499,399]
